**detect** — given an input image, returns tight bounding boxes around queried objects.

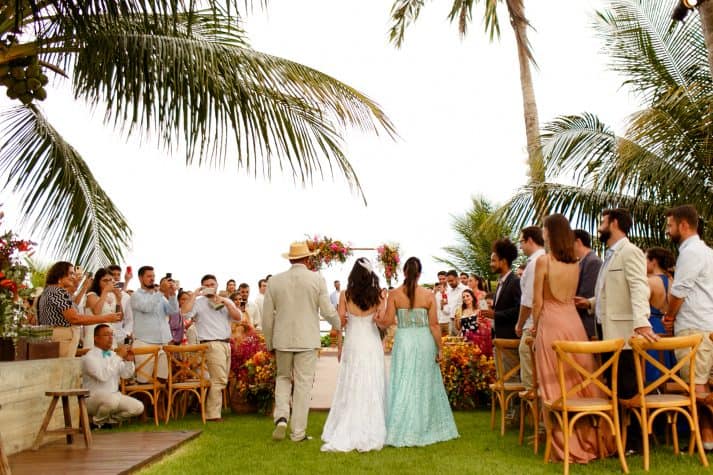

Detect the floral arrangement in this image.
[305,235,351,271]
[440,336,496,409]
[0,213,35,337]
[229,330,276,415]
[376,243,400,286]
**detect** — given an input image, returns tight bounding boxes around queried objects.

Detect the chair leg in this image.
[153,391,159,427]
[641,410,650,472]
[543,409,552,464]
[165,389,173,424]
[33,396,59,450]
[518,401,525,446]
[490,392,496,430]
[499,393,507,436]
[60,396,73,445]
[563,417,570,475]
[0,431,10,475]
[612,409,629,474]
[77,396,92,449]
[691,405,710,467]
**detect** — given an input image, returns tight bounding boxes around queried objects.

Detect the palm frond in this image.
[0,105,131,269]
[388,0,427,48]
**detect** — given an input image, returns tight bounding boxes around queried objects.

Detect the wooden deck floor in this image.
[8,430,200,475]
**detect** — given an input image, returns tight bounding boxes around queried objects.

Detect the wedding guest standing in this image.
[330,280,341,307]
[435,271,450,336]
[573,229,601,340]
[645,247,676,382]
[84,268,123,349]
[130,266,177,380]
[533,214,613,463]
[575,208,655,454]
[107,265,134,344]
[443,270,468,336]
[663,205,713,448]
[185,275,243,422]
[515,226,546,391]
[82,324,144,426]
[382,257,458,447]
[263,242,341,442]
[38,261,121,358]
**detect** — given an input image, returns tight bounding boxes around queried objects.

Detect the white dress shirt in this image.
[330,290,340,307]
[443,283,468,320]
[82,347,135,396]
[672,235,713,332]
[246,301,262,330]
[521,248,546,330]
[185,296,234,341]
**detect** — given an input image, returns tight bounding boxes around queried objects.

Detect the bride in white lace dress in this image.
[321,258,387,452]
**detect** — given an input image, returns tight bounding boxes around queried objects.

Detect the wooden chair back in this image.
[551,338,625,409]
[164,344,209,386]
[629,334,701,400]
[121,345,161,390]
[493,338,521,383]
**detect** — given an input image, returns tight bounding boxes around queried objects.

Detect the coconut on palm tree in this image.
[502,0,712,246]
[0,1,394,268]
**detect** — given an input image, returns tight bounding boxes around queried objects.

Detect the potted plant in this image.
[0,213,34,361]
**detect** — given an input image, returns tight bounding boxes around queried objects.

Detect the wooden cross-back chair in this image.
[623,334,707,471]
[163,344,210,424]
[545,339,628,475]
[120,344,164,426]
[489,338,525,436]
[518,336,540,453]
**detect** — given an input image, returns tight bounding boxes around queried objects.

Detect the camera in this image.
[201,286,216,297]
[166,272,172,279]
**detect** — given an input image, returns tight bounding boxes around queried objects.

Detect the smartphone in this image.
[114,282,125,290]
[126,265,132,274]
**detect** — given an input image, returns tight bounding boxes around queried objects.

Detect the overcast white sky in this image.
[2,0,645,293]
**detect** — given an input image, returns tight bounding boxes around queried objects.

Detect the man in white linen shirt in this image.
[443,270,468,336]
[663,205,713,447]
[329,280,341,307]
[82,324,144,426]
[435,271,449,336]
[237,283,261,330]
[185,274,243,422]
[515,226,546,391]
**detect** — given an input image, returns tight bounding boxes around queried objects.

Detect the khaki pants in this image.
[133,339,169,382]
[86,392,144,424]
[204,341,230,420]
[274,350,317,441]
[518,329,534,390]
[675,328,713,385]
[52,326,80,358]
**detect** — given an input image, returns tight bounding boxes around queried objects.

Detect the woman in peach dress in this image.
[531,214,613,463]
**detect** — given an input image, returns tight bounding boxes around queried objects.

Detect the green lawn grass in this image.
[112,410,712,474]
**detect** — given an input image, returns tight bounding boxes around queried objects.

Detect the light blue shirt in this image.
[672,235,713,332]
[130,288,177,344]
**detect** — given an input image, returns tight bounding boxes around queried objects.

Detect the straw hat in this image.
[282,241,318,260]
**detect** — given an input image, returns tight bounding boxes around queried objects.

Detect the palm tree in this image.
[0,2,395,268]
[388,0,544,207]
[436,196,514,284]
[502,0,712,246]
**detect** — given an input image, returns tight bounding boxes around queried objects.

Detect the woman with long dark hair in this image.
[321,257,387,452]
[381,257,458,446]
[645,247,676,381]
[532,214,613,463]
[84,268,123,348]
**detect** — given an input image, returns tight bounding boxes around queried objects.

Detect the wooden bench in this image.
[32,389,92,451]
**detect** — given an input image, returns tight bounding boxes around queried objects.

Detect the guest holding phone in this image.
[84,268,124,349]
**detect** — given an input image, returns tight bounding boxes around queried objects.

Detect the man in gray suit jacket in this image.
[263,241,341,442]
[573,229,602,340]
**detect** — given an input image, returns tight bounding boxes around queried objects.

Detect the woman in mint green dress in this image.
[383,257,459,446]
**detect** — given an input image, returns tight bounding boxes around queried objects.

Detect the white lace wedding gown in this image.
[320,311,386,452]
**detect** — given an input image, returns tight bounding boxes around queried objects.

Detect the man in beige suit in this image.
[575,208,656,453]
[263,241,341,442]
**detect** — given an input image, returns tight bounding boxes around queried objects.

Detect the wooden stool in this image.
[0,404,11,475]
[32,389,92,451]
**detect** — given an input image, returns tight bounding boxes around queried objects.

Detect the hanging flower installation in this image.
[305,235,352,271]
[377,243,400,287]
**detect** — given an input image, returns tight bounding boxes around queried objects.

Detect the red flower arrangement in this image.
[229,330,276,415]
[376,243,400,286]
[0,213,34,336]
[440,336,496,409]
[305,235,352,271]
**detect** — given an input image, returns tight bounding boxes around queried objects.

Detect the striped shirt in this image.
[38,285,73,327]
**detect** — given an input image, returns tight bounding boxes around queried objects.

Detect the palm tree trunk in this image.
[507,0,545,221]
[699,1,713,79]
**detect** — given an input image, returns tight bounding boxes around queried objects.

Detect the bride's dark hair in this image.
[345,258,381,311]
[403,257,422,309]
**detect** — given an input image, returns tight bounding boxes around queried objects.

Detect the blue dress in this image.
[646,275,677,382]
[385,308,459,446]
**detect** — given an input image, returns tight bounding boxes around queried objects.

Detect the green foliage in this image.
[436,196,515,283]
[0,2,395,268]
[501,0,713,246]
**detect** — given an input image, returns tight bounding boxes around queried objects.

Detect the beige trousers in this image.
[52,326,80,358]
[518,329,534,390]
[204,341,230,420]
[86,392,144,424]
[274,350,317,441]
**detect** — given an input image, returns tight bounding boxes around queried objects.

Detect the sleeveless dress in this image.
[535,256,613,463]
[646,274,676,382]
[385,308,459,447]
[82,291,116,349]
[321,311,386,452]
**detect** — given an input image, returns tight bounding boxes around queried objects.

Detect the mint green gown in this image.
[385,308,459,446]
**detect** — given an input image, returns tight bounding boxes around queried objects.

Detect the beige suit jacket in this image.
[262,263,340,351]
[589,238,651,347]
